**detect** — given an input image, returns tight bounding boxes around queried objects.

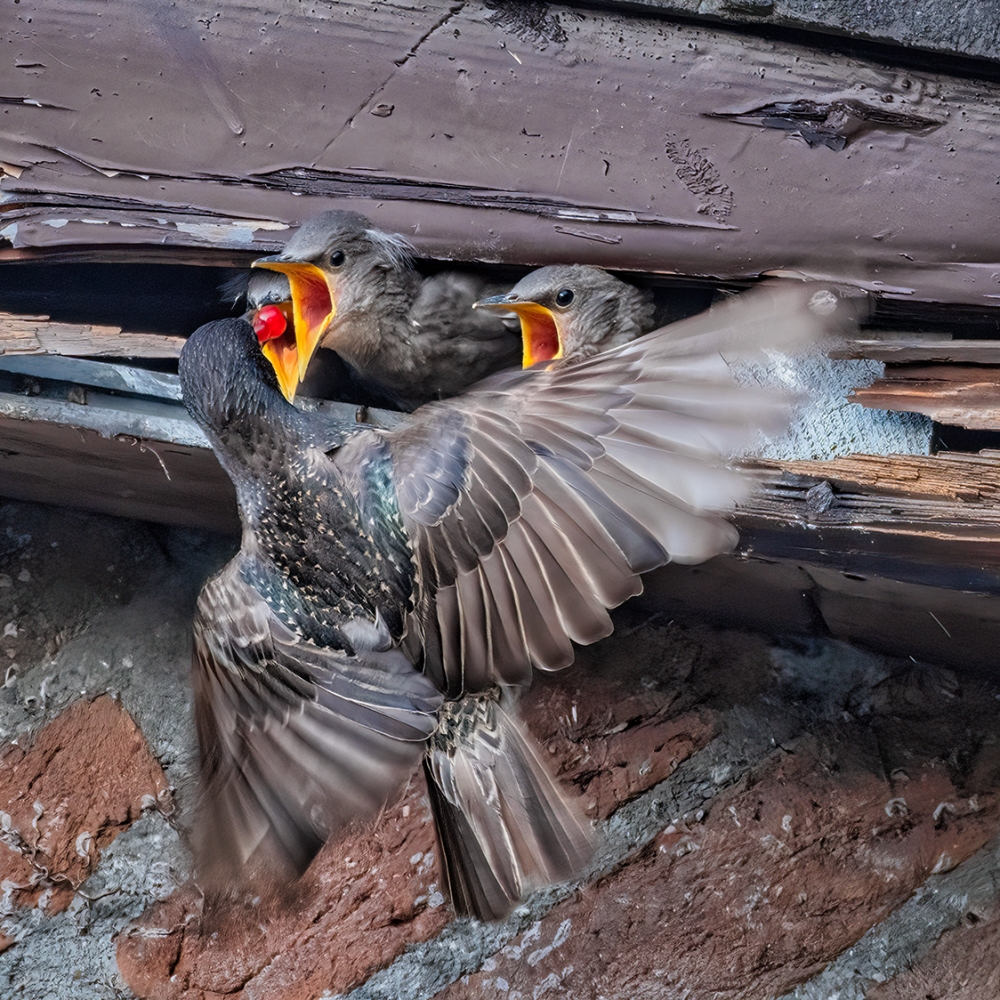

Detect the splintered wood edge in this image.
[750,452,1000,503]
[0,312,185,358]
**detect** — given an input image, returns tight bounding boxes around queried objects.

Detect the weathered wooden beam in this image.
[1,1,999,307]
[0,414,238,533]
[600,0,1000,63]
[0,355,183,399]
[0,311,185,357]
[762,452,1000,502]
[851,366,1000,430]
[644,554,1000,673]
[836,339,1000,365]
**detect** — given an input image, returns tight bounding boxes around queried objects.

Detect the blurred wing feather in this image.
[193,562,442,880]
[388,282,858,695]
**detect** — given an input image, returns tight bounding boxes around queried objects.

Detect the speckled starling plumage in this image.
[180,282,855,920]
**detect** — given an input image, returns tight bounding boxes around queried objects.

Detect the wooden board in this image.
[0,311,184,357]
[762,452,1000,502]
[644,555,1000,674]
[851,366,1000,430]
[1,1,999,307]
[836,339,1000,365]
[0,414,238,533]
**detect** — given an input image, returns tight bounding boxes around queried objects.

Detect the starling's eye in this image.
[555,288,574,308]
[329,249,346,267]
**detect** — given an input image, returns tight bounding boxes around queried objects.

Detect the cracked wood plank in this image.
[836,339,1000,365]
[758,452,1000,502]
[1,1,999,306]
[851,365,1000,429]
[0,311,185,357]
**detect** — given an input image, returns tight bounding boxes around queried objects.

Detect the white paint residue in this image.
[41,219,69,228]
[2,623,16,637]
[75,831,92,858]
[173,217,287,246]
[174,222,255,244]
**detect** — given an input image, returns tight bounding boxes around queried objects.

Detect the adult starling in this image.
[475,264,656,367]
[250,210,520,408]
[180,282,852,920]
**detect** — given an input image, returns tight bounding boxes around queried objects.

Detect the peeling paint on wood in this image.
[0,1,999,306]
[0,312,185,358]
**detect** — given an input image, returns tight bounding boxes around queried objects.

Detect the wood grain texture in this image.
[0,311,184,357]
[852,366,1000,429]
[0,1,998,306]
[0,415,238,532]
[836,340,1000,365]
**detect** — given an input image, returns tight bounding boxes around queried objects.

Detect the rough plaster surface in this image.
[4,500,1000,999]
[735,350,932,461]
[0,501,233,998]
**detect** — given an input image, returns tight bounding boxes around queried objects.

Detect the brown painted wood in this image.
[836,340,1000,365]
[1,1,999,308]
[647,554,1000,674]
[0,416,238,533]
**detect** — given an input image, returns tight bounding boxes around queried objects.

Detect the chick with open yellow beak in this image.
[251,210,519,410]
[474,264,656,368]
[251,256,336,401]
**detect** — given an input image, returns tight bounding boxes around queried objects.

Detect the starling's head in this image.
[179,317,284,436]
[252,211,415,397]
[218,269,301,403]
[473,264,655,367]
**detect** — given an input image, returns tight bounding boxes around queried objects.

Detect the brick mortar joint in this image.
[778,833,1000,1000]
[330,712,788,1000]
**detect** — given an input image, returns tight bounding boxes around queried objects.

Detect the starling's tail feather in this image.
[424,691,594,921]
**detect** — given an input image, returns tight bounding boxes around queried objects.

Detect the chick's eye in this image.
[329,249,346,267]
[555,288,574,308]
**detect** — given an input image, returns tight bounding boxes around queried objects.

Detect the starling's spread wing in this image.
[388,283,857,696]
[192,561,442,879]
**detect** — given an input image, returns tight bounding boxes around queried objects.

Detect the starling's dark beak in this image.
[252,257,335,385]
[475,295,563,368]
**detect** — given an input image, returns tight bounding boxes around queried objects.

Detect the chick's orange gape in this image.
[253,302,300,402]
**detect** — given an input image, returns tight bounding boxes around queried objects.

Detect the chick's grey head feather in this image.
[281,209,415,275]
[494,264,656,363]
[219,269,292,313]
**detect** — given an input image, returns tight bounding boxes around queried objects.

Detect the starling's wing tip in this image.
[425,695,595,921]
